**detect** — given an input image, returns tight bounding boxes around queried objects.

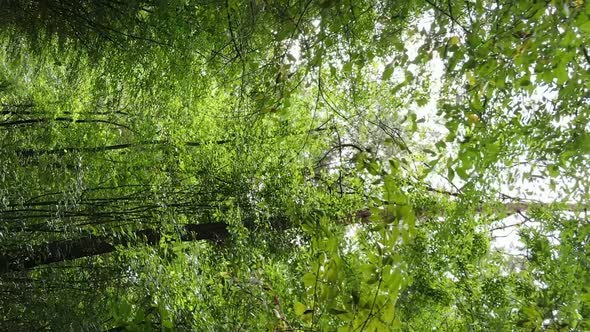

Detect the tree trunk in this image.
[0,222,229,274]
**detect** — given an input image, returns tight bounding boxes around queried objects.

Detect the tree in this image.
[0,0,589,331]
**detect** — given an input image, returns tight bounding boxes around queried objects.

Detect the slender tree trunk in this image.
[14,139,232,157]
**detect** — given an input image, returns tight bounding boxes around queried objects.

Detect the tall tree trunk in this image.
[0,222,229,274]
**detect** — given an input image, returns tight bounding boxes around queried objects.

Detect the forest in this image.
[0,0,589,331]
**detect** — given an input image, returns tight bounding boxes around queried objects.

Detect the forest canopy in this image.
[0,0,589,331]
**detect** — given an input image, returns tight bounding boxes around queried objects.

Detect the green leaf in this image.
[343,61,353,75]
[466,71,476,86]
[579,22,590,34]
[302,272,316,287]
[548,164,560,177]
[456,166,468,179]
[556,62,569,84]
[294,301,307,316]
[382,64,394,80]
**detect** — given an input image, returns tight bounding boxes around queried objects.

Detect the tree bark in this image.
[0,222,229,274]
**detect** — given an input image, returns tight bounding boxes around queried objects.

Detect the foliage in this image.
[0,0,589,331]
